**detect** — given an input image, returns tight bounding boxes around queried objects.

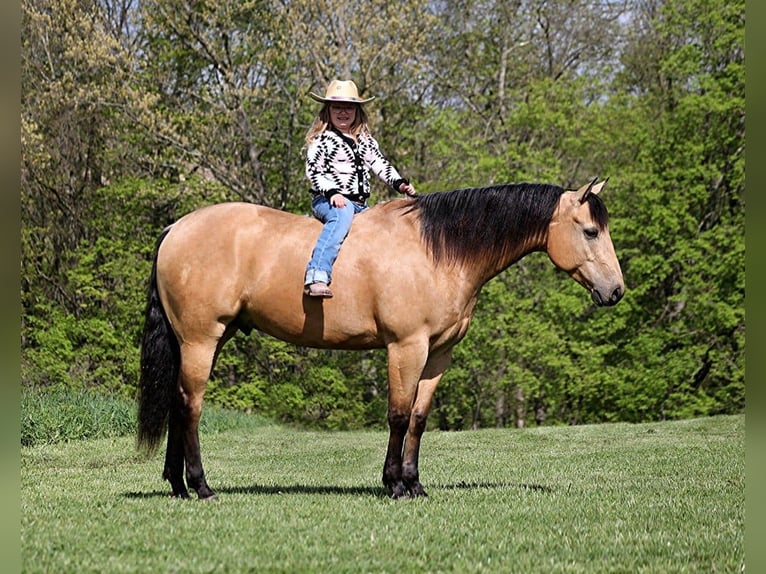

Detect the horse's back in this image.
[166,201,316,241]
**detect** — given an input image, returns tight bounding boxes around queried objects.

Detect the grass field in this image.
[21,414,743,573]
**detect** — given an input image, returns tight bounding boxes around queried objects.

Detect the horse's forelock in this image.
[585,192,610,230]
[407,183,565,266]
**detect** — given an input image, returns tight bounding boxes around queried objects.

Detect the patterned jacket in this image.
[305,128,407,204]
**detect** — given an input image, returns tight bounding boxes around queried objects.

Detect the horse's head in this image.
[546,178,625,306]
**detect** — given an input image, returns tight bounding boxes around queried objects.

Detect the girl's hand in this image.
[399,183,417,196]
[330,193,347,208]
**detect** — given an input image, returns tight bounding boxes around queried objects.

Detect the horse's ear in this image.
[590,177,609,196]
[574,177,599,204]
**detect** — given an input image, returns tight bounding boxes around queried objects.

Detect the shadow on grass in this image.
[124,481,552,499]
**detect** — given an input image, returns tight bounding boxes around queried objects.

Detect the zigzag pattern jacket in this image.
[305,128,407,204]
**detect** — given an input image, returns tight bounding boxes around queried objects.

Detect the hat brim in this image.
[309,92,375,104]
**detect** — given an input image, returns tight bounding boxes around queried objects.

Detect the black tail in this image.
[137,227,179,454]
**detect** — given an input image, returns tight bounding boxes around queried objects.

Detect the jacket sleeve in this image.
[305,136,341,199]
[362,135,407,192]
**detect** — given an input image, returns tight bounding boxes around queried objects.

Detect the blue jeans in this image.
[304,195,367,285]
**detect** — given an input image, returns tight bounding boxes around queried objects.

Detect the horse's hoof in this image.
[409,482,428,498]
[388,481,410,499]
[196,486,217,501]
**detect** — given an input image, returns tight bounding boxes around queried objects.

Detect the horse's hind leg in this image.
[163,401,189,498]
[175,340,218,500]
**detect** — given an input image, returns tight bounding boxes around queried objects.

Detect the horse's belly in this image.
[243,305,385,351]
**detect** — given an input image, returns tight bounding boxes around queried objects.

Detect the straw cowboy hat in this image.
[309,80,375,104]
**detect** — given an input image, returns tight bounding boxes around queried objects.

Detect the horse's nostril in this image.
[611,286,624,304]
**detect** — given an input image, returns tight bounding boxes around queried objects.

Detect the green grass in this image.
[21,388,136,446]
[21,388,272,447]
[21,415,743,573]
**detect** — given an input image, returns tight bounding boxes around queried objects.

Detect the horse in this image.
[137,178,624,500]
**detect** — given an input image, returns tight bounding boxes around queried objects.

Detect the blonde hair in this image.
[304,103,371,146]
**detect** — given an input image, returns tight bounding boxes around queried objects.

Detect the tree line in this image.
[21,0,745,429]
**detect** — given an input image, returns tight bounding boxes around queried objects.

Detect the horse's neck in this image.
[469,238,546,288]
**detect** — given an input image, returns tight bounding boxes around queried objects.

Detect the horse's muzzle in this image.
[592,285,624,307]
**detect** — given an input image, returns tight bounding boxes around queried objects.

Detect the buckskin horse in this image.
[137,179,624,500]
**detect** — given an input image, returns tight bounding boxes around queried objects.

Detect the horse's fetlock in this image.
[185,469,203,489]
[382,460,402,486]
[402,462,419,484]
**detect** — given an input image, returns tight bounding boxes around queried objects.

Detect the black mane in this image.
[405,183,609,267]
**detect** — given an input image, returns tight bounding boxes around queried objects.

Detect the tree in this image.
[21,0,146,322]
[601,0,745,419]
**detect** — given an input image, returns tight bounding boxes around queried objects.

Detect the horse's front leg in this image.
[401,351,452,498]
[383,411,409,499]
[383,340,429,499]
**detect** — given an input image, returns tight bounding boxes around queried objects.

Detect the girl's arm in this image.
[362,135,412,193]
[305,137,342,199]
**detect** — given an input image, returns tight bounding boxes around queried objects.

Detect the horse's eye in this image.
[584,227,599,239]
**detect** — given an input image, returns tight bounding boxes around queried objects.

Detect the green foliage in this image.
[21,304,138,395]
[599,0,745,424]
[207,337,386,430]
